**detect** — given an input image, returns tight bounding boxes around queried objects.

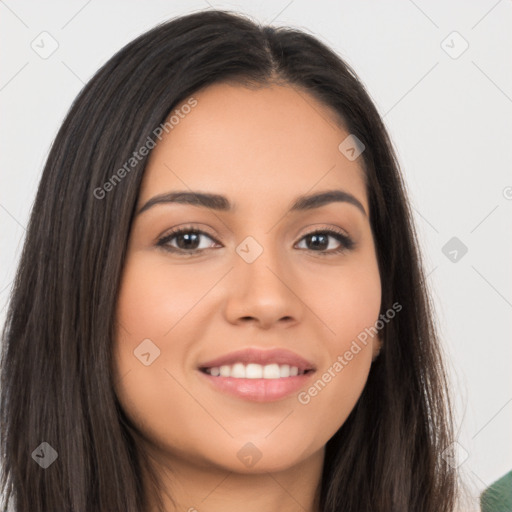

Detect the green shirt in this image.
[481,470,512,512]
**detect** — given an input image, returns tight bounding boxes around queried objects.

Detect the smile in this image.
[201,363,311,378]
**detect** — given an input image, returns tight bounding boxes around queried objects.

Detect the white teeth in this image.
[231,363,246,378]
[263,364,280,379]
[246,363,262,379]
[279,364,290,378]
[204,363,306,379]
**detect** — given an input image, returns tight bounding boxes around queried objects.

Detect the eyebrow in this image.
[136,189,367,217]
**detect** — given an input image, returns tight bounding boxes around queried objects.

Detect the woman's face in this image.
[113,82,382,474]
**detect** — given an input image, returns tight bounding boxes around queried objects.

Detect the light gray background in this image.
[1,1,511,508]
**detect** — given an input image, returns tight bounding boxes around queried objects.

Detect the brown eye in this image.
[157,227,220,254]
[295,229,355,255]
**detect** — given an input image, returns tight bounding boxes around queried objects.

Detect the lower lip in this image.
[198,370,315,402]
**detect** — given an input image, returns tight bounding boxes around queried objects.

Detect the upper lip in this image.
[198,348,316,372]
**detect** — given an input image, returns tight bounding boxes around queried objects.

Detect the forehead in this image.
[138,82,368,214]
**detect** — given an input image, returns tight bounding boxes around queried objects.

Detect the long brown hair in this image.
[1,9,459,511]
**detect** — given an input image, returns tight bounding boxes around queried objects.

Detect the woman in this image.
[0,9,462,512]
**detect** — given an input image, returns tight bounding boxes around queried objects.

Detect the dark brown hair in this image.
[0,9,459,511]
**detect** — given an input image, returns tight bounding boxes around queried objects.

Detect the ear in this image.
[371,334,383,362]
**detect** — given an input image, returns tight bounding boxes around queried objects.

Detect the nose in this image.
[222,239,304,330]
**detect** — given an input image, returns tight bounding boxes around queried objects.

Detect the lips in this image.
[197,347,317,402]
[198,347,316,373]
[198,348,316,402]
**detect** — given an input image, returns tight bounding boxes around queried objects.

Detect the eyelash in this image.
[156,225,355,257]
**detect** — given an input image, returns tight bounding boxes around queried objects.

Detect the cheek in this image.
[115,253,216,339]
[302,251,382,345]
[112,254,211,446]
[112,254,203,409]
[295,256,381,424]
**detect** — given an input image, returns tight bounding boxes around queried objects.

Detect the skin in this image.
[113,82,382,512]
